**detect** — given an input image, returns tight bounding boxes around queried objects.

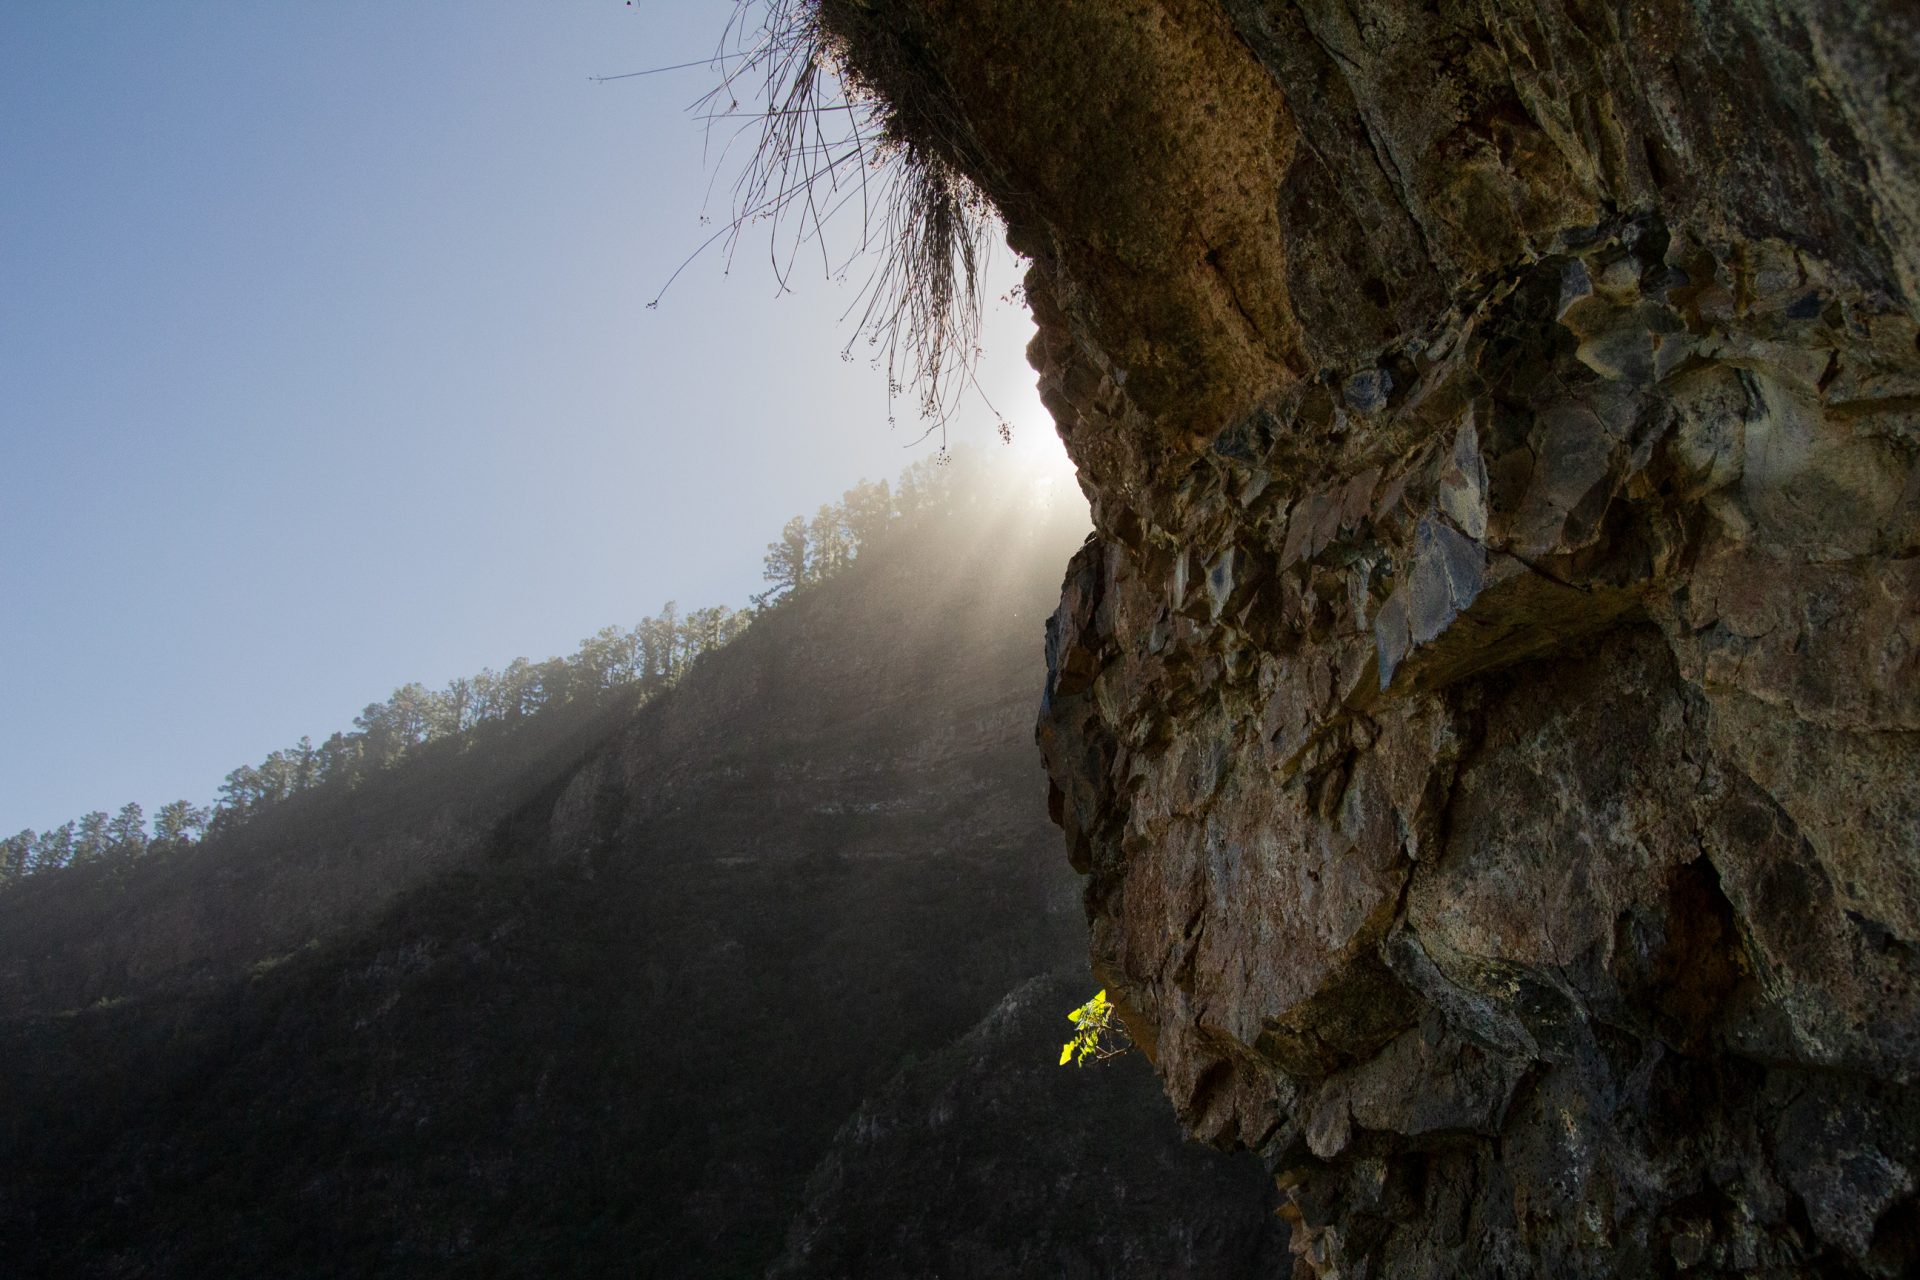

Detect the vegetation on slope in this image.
[1,454,1004,889]
[0,457,1281,1278]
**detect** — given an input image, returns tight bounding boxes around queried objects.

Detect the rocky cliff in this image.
[822,1,1920,1273]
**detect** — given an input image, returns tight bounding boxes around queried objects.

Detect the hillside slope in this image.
[0,494,1280,1277]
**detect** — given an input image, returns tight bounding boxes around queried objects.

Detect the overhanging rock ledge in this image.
[824,1,1920,1273]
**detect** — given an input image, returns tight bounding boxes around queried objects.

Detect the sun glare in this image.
[994,372,1083,515]
[994,365,1076,482]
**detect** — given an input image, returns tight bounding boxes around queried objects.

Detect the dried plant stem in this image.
[647,0,1003,443]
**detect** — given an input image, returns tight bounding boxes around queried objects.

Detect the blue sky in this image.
[0,2,1064,834]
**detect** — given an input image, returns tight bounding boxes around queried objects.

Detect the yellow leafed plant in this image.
[1059,989,1130,1066]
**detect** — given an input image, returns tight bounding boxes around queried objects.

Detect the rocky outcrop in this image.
[827,0,1920,1273]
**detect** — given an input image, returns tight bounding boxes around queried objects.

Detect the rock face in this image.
[827,1,1920,1273]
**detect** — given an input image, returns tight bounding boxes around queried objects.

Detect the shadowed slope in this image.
[0,492,1279,1278]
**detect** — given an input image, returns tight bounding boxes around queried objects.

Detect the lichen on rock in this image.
[824,0,1920,1274]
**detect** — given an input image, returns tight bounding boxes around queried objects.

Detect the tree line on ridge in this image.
[1,455,1024,887]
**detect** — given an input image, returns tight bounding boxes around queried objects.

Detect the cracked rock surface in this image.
[829,0,1920,1273]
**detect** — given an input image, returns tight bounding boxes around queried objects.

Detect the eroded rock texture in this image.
[829,0,1920,1274]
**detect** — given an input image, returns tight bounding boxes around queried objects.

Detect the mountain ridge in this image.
[1,485,1280,1277]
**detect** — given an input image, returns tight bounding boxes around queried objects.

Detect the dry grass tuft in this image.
[672,0,1003,440]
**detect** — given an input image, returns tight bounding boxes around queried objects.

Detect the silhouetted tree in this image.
[354,703,404,768]
[32,822,74,871]
[257,751,294,806]
[73,811,111,864]
[575,626,635,691]
[499,658,538,720]
[1,830,32,881]
[895,457,945,515]
[682,605,735,661]
[107,802,147,861]
[215,766,265,829]
[317,732,362,787]
[809,504,854,582]
[758,517,810,608]
[841,478,894,550]
[292,736,319,791]
[439,677,474,737]
[637,613,670,687]
[467,669,501,724]
[152,800,210,853]
[388,683,437,748]
[531,658,577,710]
[659,602,683,681]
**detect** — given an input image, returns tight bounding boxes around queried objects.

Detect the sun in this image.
[982,338,1076,483]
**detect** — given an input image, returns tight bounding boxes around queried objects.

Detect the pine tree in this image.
[468,669,505,725]
[896,457,945,516]
[575,625,636,692]
[531,657,575,710]
[215,765,266,827]
[499,658,537,720]
[808,503,854,582]
[292,736,319,791]
[841,478,894,552]
[107,802,148,861]
[257,752,294,805]
[152,800,210,852]
[354,702,403,768]
[32,822,74,871]
[0,830,33,882]
[682,606,729,661]
[637,614,668,686]
[757,517,810,608]
[438,677,474,736]
[72,811,111,864]
[386,683,437,747]
[317,732,361,787]
[658,602,682,680]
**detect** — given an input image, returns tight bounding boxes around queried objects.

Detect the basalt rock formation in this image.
[825,1,1920,1274]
